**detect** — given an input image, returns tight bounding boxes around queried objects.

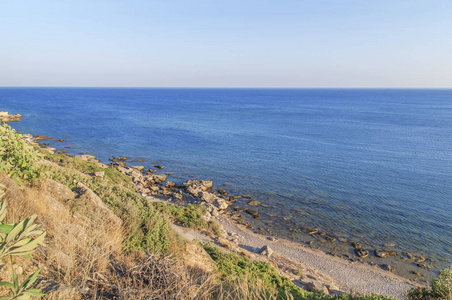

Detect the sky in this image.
[1,0,452,88]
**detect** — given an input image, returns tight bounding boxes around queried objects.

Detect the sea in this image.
[1,88,451,273]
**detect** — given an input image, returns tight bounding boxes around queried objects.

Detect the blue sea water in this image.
[1,88,451,268]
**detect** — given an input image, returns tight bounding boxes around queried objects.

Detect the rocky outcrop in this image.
[146,174,167,185]
[45,179,76,202]
[184,180,231,214]
[181,243,214,273]
[0,111,22,122]
[75,182,122,227]
[183,180,213,190]
[75,154,98,162]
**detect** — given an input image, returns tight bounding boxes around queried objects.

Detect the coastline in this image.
[2,113,430,299]
[13,129,439,280]
[1,88,450,279]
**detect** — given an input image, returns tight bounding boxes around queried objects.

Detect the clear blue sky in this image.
[1,0,452,87]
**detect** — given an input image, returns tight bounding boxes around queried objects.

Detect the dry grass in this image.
[0,174,283,300]
[0,174,123,289]
[92,253,288,300]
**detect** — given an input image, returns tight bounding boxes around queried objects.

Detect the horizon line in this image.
[1,86,452,90]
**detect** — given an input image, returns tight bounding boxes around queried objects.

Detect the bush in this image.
[153,203,206,228]
[203,242,309,299]
[408,268,452,300]
[0,124,44,184]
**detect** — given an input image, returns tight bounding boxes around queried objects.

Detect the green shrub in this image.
[0,124,44,184]
[408,268,452,300]
[203,243,309,299]
[153,203,206,228]
[432,268,452,299]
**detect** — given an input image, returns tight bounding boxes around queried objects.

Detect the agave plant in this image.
[0,185,46,299]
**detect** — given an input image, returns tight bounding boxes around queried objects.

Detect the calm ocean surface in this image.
[1,88,451,269]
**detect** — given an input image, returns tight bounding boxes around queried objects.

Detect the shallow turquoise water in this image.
[1,88,451,268]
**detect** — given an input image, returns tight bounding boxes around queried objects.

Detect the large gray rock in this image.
[258,245,273,257]
[187,185,204,197]
[213,197,229,210]
[130,165,145,171]
[183,179,213,190]
[201,191,216,203]
[145,174,167,185]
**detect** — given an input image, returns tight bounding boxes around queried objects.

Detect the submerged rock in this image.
[218,187,228,195]
[417,263,431,269]
[245,209,259,217]
[325,236,336,242]
[355,248,369,258]
[374,249,395,258]
[233,206,245,213]
[247,200,261,206]
[380,264,395,272]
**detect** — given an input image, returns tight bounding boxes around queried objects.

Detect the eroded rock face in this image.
[182,243,214,273]
[45,179,76,202]
[75,182,122,227]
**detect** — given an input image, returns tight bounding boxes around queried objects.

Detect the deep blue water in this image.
[1,88,451,268]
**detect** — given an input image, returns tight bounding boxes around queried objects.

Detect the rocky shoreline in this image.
[99,155,437,283]
[0,110,22,122]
